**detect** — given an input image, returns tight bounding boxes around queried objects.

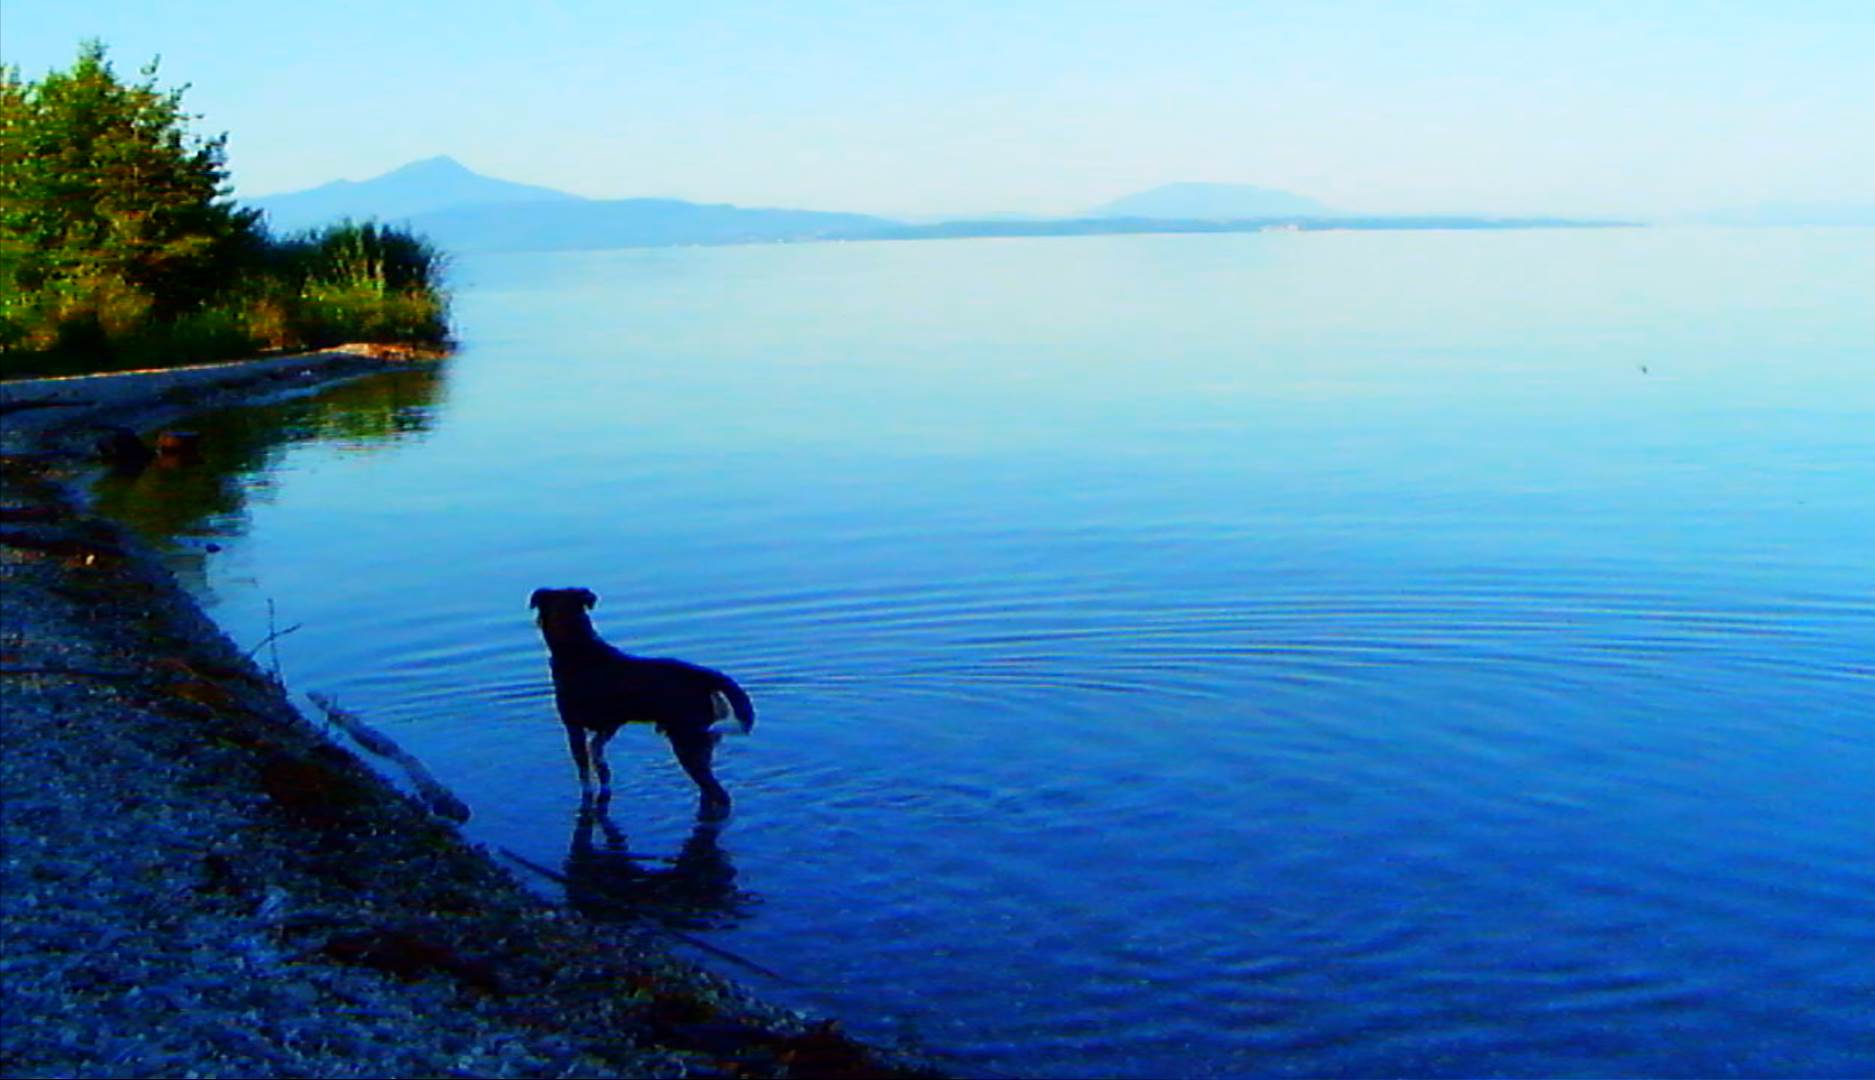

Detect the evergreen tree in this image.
[2,40,447,376]
[1,40,261,349]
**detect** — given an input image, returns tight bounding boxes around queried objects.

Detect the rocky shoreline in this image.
[0,350,939,1078]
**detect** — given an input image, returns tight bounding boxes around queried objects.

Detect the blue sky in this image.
[5,1,1871,217]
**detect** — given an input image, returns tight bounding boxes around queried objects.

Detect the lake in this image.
[98,227,1875,1077]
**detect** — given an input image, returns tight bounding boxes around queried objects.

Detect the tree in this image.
[2,41,447,376]
[0,40,261,349]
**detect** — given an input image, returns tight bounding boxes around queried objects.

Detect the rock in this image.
[155,430,203,464]
[94,427,155,472]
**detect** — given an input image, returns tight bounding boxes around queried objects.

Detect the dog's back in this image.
[531,586,753,812]
[553,646,754,736]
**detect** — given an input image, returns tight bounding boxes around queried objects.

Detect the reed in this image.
[1,221,452,378]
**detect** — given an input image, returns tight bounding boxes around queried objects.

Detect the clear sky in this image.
[5,1,1871,218]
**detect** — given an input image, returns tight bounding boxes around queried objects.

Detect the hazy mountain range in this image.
[250,157,1345,236]
[251,157,898,250]
[252,156,585,231]
[245,157,1653,253]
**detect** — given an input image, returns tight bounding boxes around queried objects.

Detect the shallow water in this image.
[100,228,1875,1077]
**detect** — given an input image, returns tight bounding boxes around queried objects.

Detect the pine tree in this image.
[0,40,262,351]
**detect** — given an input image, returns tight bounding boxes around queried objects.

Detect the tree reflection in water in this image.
[90,365,449,592]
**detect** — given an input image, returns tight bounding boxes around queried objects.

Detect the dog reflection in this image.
[562,793,757,930]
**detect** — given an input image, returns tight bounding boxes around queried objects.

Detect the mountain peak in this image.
[252,156,585,232]
[388,155,474,178]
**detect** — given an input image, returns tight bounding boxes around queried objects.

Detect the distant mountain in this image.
[404,198,898,253]
[404,201,1623,253]
[870,215,1629,243]
[1692,201,1875,227]
[247,157,1626,253]
[245,156,895,250]
[1090,182,1334,220]
[249,156,585,233]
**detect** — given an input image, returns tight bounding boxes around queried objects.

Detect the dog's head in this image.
[530,587,598,641]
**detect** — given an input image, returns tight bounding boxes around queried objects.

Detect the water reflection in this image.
[90,365,448,590]
[82,235,1875,1079]
[563,792,758,931]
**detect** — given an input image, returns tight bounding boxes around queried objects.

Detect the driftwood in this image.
[306,691,471,823]
[242,621,304,662]
[498,846,792,984]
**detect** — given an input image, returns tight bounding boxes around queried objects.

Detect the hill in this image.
[246,157,895,250]
[250,156,585,233]
[245,158,1627,253]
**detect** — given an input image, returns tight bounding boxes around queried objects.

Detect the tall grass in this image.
[1,220,451,379]
[262,221,451,351]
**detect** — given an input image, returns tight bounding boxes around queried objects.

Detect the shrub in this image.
[0,43,451,379]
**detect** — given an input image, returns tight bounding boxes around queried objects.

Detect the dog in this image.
[530,587,754,815]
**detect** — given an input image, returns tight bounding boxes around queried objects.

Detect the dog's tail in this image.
[708,677,755,735]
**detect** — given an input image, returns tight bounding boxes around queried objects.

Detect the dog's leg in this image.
[564,724,593,790]
[668,727,731,817]
[590,728,616,792]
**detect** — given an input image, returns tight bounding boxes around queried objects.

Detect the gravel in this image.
[1,351,940,1079]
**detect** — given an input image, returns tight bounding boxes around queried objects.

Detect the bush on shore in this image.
[1,42,449,380]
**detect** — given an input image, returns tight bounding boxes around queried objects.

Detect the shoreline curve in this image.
[0,347,942,1078]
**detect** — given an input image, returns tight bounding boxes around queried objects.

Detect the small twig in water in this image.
[243,624,305,663]
[243,598,302,681]
[268,599,281,681]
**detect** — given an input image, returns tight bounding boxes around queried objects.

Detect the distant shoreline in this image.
[404,207,1643,256]
[252,156,1870,258]
[851,213,1638,244]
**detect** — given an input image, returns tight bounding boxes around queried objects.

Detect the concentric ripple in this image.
[111,229,1875,1078]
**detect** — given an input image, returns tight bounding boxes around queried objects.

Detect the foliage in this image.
[265,221,451,348]
[90,365,446,545]
[1,42,449,379]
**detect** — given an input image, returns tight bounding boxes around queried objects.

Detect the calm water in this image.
[99,228,1875,1077]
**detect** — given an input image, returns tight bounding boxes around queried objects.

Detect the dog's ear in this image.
[528,588,549,610]
[577,588,598,609]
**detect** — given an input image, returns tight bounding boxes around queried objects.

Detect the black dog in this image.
[530,587,754,815]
